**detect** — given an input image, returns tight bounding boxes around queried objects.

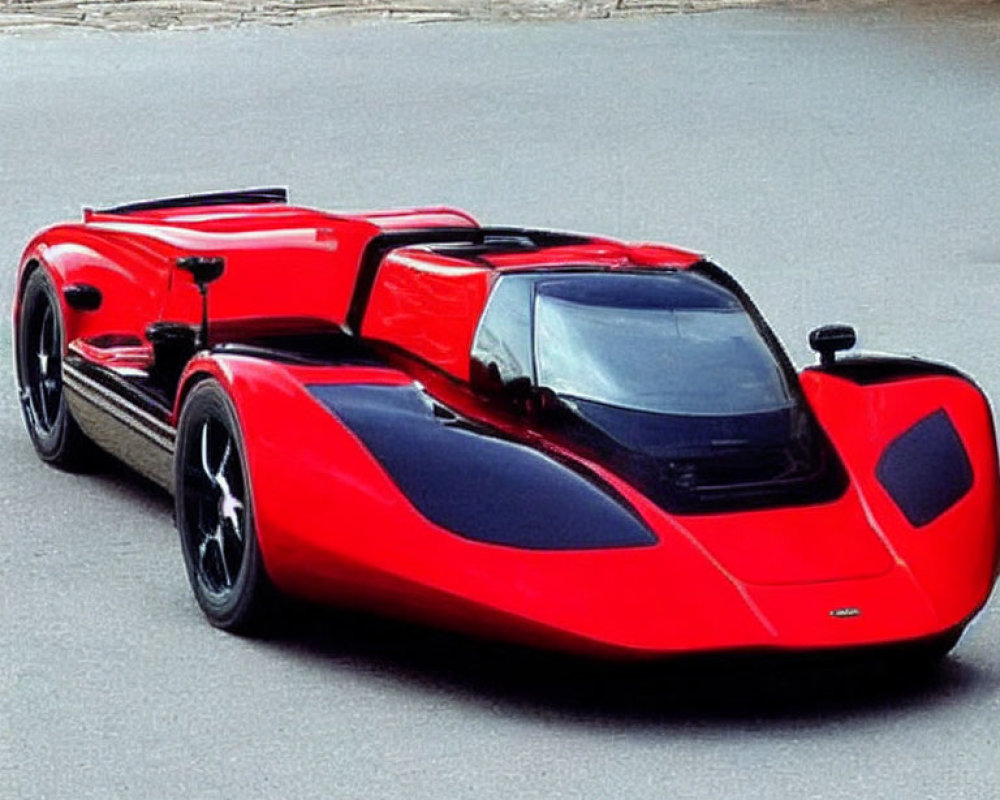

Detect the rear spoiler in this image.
[89,187,288,216]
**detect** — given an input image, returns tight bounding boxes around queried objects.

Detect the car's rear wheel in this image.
[175,379,273,633]
[16,269,96,469]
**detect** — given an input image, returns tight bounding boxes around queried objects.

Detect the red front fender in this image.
[801,367,1000,628]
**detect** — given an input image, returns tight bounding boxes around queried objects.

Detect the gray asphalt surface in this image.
[2,6,1000,799]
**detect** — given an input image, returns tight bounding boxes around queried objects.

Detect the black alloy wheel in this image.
[16,269,94,468]
[175,380,273,633]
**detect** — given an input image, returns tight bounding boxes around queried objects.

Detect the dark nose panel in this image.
[308,383,656,550]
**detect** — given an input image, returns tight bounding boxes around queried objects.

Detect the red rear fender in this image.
[15,228,170,345]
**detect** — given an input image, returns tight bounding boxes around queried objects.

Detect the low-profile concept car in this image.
[13,188,1000,659]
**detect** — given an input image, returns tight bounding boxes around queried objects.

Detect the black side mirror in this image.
[176,256,224,286]
[809,324,856,367]
[176,256,225,349]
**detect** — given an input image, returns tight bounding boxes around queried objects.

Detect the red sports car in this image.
[13,188,1000,660]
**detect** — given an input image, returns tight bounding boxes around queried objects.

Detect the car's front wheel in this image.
[174,379,274,634]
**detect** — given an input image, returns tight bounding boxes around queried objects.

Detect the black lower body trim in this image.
[62,358,176,491]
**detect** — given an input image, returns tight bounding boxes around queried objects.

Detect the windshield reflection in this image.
[534,275,791,416]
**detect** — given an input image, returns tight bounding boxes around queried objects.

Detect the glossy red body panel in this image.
[359,239,703,382]
[14,203,478,344]
[483,240,702,271]
[360,249,494,382]
[169,354,999,655]
[15,196,1000,656]
[801,371,1000,627]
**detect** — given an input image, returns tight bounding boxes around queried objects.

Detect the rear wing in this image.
[88,187,288,216]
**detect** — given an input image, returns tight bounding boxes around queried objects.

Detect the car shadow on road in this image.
[78,451,997,727]
[86,452,175,510]
[261,601,998,728]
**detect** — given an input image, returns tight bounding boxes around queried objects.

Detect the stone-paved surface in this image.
[2,0,992,33]
[0,0,788,32]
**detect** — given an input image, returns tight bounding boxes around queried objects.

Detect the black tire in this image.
[15,269,97,469]
[174,379,274,634]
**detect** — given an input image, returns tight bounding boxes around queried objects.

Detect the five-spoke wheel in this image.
[175,379,272,632]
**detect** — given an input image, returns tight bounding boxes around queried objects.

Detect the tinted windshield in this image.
[534,273,792,416]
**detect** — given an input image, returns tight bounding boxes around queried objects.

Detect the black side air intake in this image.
[876,409,973,527]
